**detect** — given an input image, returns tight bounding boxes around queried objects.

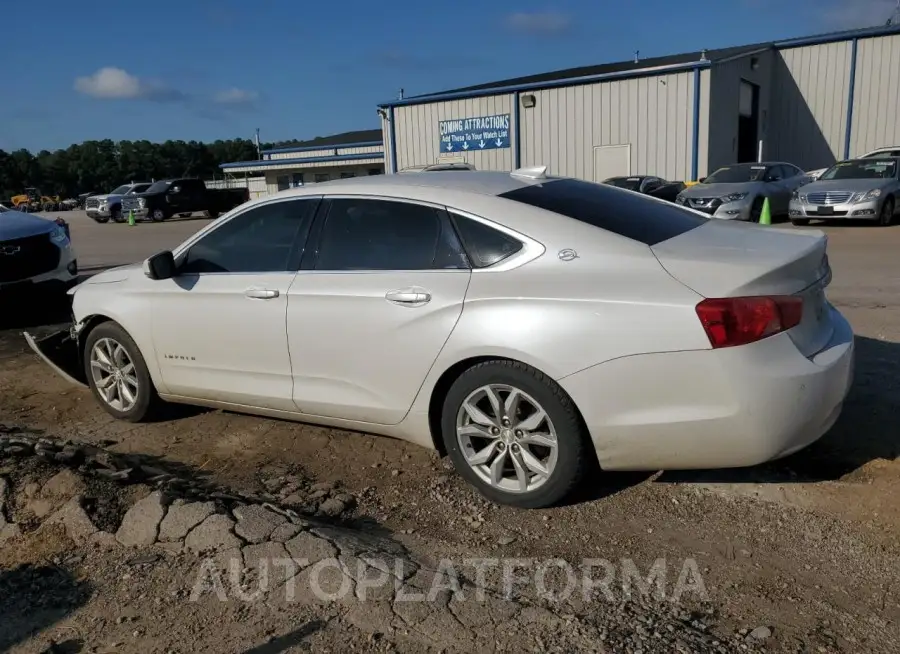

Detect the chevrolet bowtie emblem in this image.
[0,245,21,255]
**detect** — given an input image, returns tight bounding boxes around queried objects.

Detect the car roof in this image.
[280,170,550,199]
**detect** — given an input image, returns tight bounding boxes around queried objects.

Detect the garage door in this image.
[593,144,631,183]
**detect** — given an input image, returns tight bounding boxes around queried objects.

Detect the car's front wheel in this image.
[83,321,161,422]
[440,360,591,509]
[878,197,894,226]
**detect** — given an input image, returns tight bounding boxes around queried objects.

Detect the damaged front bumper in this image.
[23,323,88,387]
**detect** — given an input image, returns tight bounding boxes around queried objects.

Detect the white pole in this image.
[757,139,763,162]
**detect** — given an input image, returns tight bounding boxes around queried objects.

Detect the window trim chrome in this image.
[443,207,545,273]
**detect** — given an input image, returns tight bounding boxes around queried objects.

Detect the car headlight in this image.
[675,193,685,204]
[49,224,69,245]
[720,192,748,203]
[853,189,882,203]
[791,191,806,202]
[138,198,146,207]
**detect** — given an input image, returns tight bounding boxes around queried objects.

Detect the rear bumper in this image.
[559,306,855,471]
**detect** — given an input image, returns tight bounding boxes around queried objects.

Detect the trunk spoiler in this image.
[23,327,88,387]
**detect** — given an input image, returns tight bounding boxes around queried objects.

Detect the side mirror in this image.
[144,250,176,280]
[698,177,707,183]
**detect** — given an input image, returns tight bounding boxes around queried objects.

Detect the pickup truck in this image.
[121,178,249,222]
[85,182,152,223]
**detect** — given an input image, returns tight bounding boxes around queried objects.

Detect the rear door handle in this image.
[244,288,279,300]
[385,288,431,306]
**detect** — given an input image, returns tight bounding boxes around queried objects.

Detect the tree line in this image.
[0,137,306,202]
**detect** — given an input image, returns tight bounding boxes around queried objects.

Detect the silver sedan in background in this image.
[676,162,810,220]
[790,157,899,226]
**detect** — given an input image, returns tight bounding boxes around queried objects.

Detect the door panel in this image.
[286,270,470,424]
[152,272,297,409]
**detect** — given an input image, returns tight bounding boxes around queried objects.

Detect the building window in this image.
[368,168,383,176]
[276,175,290,191]
[340,172,355,179]
[291,172,304,187]
[314,173,329,183]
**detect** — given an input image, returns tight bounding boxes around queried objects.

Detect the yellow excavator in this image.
[10,188,61,212]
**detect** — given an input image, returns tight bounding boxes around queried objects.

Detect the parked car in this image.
[24,168,853,509]
[789,157,899,226]
[0,204,77,295]
[676,161,810,220]
[85,183,153,223]
[602,175,685,203]
[122,178,249,222]
[806,146,900,180]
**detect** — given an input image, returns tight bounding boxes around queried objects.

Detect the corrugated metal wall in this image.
[768,42,853,171]
[519,71,696,182]
[850,33,900,156]
[706,50,774,172]
[391,95,515,172]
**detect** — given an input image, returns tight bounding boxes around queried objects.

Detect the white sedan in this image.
[26,167,855,508]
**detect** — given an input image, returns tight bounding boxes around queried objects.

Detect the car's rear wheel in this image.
[878,197,894,226]
[440,360,591,509]
[111,206,124,223]
[83,321,161,422]
[150,208,167,222]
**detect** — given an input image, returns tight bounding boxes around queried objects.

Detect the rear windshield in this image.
[604,177,643,191]
[820,159,897,180]
[498,178,707,246]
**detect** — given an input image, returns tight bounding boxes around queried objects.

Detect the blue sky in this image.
[1,0,895,152]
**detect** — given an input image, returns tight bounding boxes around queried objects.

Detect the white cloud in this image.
[74,67,184,102]
[213,88,259,105]
[504,11,572,36]
[822,0,896,28]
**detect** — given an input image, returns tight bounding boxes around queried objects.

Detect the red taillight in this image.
[695,296,804,348]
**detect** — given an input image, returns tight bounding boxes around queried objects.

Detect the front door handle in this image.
[385,288,431,306]
[244,288,279,300]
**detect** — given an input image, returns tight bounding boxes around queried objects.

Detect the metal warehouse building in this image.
[219,129,385,193]
[378,25,900,183]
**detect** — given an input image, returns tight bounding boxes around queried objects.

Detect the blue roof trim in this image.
[378,60,712,108]
[220,152,385,169]
[262,140,383,155]
[774,24,900,49]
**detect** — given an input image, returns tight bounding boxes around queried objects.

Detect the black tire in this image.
[150,208,167,222]
[750,196,765,222]
[791,218,810,226]
[203,209,219,219]
[83,321,162,423]
[878,197,894,226]
[111,206,124,223]
[440,360,592,509]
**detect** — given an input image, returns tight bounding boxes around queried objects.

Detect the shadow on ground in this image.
[240,620,326,654]
[658,335,899,486]
[0,564,92,652]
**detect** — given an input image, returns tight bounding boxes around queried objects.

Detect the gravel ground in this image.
[0,219,898,652]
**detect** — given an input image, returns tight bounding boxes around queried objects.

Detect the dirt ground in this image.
[1,219,899,652]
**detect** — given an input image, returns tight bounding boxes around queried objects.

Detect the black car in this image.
[602,176,685,203]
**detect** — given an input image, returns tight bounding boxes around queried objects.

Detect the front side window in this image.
[315,199,468,271]
[180,199,316,274]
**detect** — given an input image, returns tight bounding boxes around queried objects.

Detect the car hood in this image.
[801,178,895,192]
[0,210,56,241]
[79,262,143,286]
[680,181,764,198]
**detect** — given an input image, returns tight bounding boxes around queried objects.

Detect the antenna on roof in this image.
[511,165,548,180]
[398,88,405,100]
[633,50,639,63]
[700,48,709,62]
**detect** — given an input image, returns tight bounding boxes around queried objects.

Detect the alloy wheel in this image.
[456,384,558,494]
[89,337,139,412]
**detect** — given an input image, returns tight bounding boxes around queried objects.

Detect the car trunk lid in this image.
[651,220,833,357]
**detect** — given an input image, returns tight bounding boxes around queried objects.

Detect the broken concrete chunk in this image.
[285,531,337,567]
[185,513,242,554]
[269,522,303,543]
[233,504,286,543]
[158,501,216,542]
[45,495,98,545]
[40,469,86,499]
[116,491,166,548]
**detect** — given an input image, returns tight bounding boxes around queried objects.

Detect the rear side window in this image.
[498,178,706,246]
[451,214,523,268]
